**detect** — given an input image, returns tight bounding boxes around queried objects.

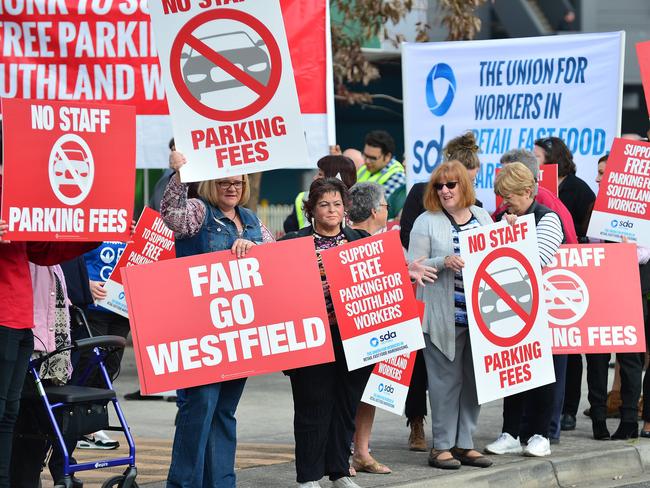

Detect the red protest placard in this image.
[587,138,650,246]
[320,231,425,371]
[637,41,650,117]
[0,98,135,241]
[360,300,423,414]
[544,244,645,354]
[122,237,334,395]
[495,163,558,209]
[99,208,176,317]
[0,5,166,115]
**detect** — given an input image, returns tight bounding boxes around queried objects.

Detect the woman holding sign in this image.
[485,162,564,457]
[407,161,493,469]
[160,152,270,488]
[281,177,372,488]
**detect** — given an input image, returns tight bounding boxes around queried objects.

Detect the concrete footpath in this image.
[103,346,650,488]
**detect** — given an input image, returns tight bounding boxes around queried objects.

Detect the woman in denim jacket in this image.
[161,152,272,488]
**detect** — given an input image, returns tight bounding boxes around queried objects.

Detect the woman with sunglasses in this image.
[407,161,493,470]
[160,151,272,488]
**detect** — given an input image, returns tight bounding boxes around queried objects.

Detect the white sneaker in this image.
[297,482,321,488]
[77,430,119,450]
[484,432,523,454]
[332,477,361,488]
[523,434,551,457]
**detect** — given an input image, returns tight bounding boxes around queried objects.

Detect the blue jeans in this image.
[167,379,247,488]
[0,326,34,488]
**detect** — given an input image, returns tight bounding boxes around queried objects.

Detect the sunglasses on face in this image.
[434,181,458,191]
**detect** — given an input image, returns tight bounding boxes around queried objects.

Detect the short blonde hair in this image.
[197,174,250,207]
[423,160,475,212]
[494,162,535,197]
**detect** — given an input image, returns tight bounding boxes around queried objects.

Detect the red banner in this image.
[0,1,326,115]
[637,41,650,117]
[0,98,135,241]
[544,244,645,354]
[122,237,334,394]
[587,138,650,246]
[99,207,176,317]
[320,231,425,371]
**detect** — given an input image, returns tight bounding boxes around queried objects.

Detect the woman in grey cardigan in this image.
[408,161,493,470]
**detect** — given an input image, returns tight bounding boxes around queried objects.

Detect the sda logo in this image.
[425,63,456,116]
[378,383,394,394]
[611,219,634,229]
[370,337,380,347]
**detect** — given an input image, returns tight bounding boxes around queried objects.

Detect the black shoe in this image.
[54,475,83,488]
[560,413,576,431]
[640,429,650,438]
[124,389,164,401]
[549,437,560,445]
[592,420,611,440]
[611,421,639,440]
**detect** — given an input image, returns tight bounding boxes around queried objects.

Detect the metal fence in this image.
[257,204,293,239]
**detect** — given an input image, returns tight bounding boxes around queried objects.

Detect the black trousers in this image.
[11,379,77,487]
[405,349,428,420]
[586,352,642,422]
[503,382,555,439]
[643,297,650,421]
[0,327,34,488]
[290,325,372,483]
[562,354,583,416]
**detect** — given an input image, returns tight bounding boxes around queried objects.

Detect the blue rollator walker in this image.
[23,305,138,488]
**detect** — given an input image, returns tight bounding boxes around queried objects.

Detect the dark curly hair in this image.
[304,178,350,221]
[316,155,357,189]
[534,136,576,177]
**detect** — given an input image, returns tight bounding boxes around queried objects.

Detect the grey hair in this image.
[500,148,539,196]
[349,182,385,224]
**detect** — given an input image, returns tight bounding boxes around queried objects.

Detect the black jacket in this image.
[280,225,370,243]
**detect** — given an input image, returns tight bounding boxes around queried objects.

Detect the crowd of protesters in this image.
[1,126,650,488]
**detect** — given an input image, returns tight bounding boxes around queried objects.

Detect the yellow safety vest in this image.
[357,159,404,185]
[294,191,308,229]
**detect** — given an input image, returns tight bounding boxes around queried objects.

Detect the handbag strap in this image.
[442,208,474,233]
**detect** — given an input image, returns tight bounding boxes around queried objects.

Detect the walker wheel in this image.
[101,475,140,488]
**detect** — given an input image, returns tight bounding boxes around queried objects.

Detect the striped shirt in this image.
[451,216,482,326]
[537,212,564,267]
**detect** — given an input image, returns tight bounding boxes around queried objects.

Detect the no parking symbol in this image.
[48,134,94,206]
[170,8,282,121]
[543,269,589,326]
[472,247,540,348]
[148,0,310,181]
[460,215,556,404]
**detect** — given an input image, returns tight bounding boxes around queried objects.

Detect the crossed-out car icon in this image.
[52,149,90,185]
[181,31,271,101]
[478,266,532,329]
[544,280,584,309]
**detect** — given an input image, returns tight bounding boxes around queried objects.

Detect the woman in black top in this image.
[533,137,596,242]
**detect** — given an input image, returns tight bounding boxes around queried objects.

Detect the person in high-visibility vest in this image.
[357,130,406,205]
[283,155,357,233]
